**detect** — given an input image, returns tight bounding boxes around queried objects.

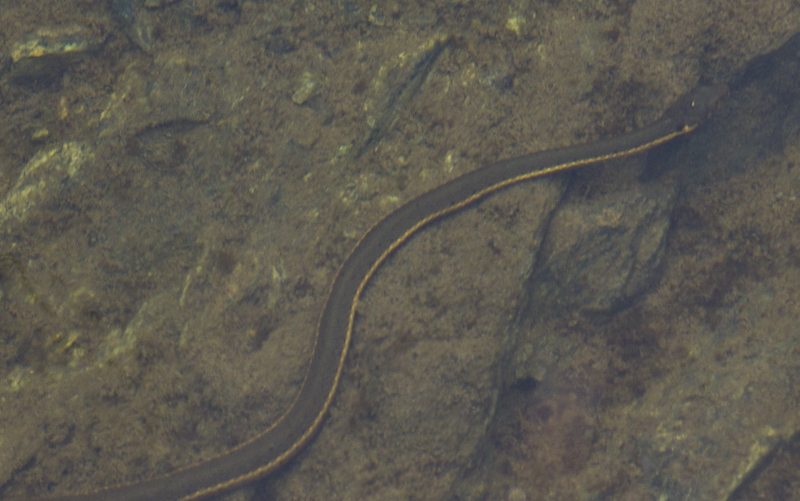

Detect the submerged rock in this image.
[7,25,106,83]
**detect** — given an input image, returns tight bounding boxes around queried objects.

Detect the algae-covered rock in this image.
[8,25,105,83]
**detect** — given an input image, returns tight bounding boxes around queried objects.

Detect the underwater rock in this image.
[7,25,105,84]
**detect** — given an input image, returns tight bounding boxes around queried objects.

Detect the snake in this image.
[24,84,727,501]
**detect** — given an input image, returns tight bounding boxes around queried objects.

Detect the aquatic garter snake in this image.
[23,84,727,501]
